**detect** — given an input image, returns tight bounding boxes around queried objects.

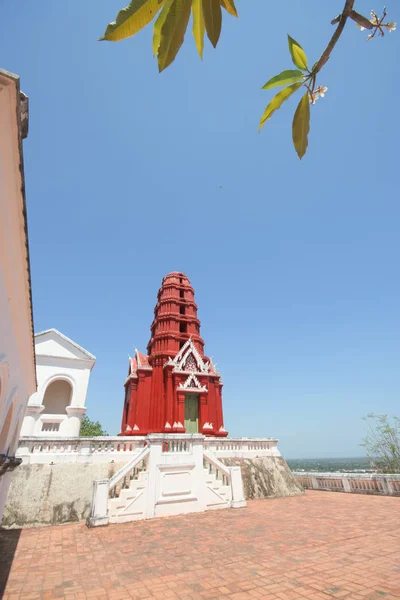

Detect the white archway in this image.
[42,379,73,415]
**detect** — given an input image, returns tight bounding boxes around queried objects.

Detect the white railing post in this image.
[15,441,30,462]
[205,438,217,455]
[145,435,163,520]
[380,476,390,495]
[86,479,109,527]
[242,439,250,453]
[342,476,351,492]
[230,466,246,508]
[386,478,394,495]
[311,476,319,490]
[192,435,207,512]
[79,439,92,456]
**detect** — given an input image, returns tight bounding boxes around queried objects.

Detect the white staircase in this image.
[87,434,246,527]
[203,467,232,509]
[109,470,149,523]
[203,450,234,509]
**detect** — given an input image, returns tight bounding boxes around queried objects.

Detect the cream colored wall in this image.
[0,70,36,521]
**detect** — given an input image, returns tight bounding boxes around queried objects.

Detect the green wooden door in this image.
[184,394,199,433]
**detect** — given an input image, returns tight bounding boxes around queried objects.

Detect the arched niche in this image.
[42,379,73,415]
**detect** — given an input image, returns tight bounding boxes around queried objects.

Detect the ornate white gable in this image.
[165,338,211,374]
[178,373,208,392]
[35,329,95,363]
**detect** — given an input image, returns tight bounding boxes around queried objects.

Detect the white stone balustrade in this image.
[293,472,400,496]
[203,437,280,458]
[17,436,147,464]
[16,435,279,464]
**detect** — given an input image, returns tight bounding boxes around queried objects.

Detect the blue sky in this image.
[1,1,399,458]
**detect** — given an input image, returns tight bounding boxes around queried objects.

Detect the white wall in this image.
[22,360,91,437]
[33,359,92,409]
[20,331,95,437]
[0,69,36,521]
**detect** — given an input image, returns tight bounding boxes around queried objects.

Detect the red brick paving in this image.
[1,491,400,600]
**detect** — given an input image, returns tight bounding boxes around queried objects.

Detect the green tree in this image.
[100,1,396,159]
[361,414,400,474]
[80,415,108,437]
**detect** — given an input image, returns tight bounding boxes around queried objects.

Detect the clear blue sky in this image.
[1,1,399,458]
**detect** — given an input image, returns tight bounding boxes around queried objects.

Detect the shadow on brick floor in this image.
[0,527,21,597]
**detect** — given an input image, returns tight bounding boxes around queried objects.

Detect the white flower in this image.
[357,23,366,31]
[318,86,328,97]
[385,21,396,32]
[370,10,378,24]
[308,86,327,105]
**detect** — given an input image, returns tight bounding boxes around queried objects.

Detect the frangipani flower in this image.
[309,86,328,104]
[356,9,396,39]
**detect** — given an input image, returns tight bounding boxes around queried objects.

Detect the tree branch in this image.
[349,9,374,30]
[313,0,356,75]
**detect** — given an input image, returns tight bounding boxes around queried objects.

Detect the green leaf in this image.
[157,0,192,72]
[287,34,308,71]
[80,415,108,437]
[101,0,165,41]
[220,0,238,17]
[203,0,222,48]
[153,0,174,55]
[259,82,302,132]
[192,0,205,59]
[262,69,304,91]
[292,91,310,159]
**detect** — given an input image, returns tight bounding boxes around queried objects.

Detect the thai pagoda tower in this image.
[120,272,228,437]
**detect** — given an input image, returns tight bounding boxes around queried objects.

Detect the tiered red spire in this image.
[120,272,228,437]
[147,272,205,360]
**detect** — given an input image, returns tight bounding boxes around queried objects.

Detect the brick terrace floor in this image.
[1,491,400,600]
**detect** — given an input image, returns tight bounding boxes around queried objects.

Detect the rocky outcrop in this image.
[221,456,303,500]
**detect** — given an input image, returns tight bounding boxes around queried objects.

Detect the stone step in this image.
[204,474,224,487]
[109,484,146,513]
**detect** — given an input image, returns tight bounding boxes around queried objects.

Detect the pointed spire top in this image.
[147,272,205,359]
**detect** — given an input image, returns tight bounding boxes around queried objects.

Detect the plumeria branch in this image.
[260,1,396,158]
[349,10,374,29]
[313,0,356,75]
[305,2,395,102]
[358,8,397,41]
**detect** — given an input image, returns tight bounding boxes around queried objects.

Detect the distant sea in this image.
[286,457,375,473]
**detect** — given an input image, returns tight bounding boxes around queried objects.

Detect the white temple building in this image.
[20,329,96,437]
